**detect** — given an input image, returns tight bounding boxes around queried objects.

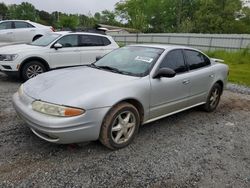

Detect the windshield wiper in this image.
[87,64,132,76]
[86,63,101,69]
[97,66,121,72]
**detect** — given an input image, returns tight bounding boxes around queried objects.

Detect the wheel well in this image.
[19,57,50,77]
[215,80,224,90]
[33,35,43,41]
[119,99,144,124]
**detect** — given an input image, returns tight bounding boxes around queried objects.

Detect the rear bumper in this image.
[12,92,110,144]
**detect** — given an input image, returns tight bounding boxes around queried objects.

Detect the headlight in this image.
[18,84,23,96]
[0,54,18,61]
[32,101,85,117]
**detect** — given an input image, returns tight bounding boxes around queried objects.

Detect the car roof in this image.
[0,20,48,27]
[129,44,196,51]
[54,31,109,37]
[0,20,32,22]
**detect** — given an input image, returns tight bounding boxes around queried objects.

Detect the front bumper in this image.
[12,92,110,144]
[0,61,19,72]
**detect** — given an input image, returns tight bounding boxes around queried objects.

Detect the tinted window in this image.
[159,50,187,73]
[0,22,12,30]
[103,37,111,46]
[14,21,34,29]
[184,50,210,70]
[56,35,78,47]
[79,35,105,46]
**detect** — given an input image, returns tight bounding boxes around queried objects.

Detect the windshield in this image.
[95,46,164,77]
[30,34,61,46]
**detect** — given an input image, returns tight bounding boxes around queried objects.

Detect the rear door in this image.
[13,21,36,43]
[183,49,214,105]
[0,21,15,42]
[49,34,81,68]
[78,35,110,65]
[150,49,190,119]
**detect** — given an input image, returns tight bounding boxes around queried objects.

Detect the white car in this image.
[0,20,54,44]
[0,32,119,80]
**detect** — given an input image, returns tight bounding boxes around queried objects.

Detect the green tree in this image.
[0,2,8,20]
[79,14,96,28]
[8,2,38,21]
[38,10,53,26]
[194,0,242,33]
[58,14,79,30]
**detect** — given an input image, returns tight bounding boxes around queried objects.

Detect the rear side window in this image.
[79,35,110,46]
[159,49,187,73]
[184,50,210,70]
[14,21,34,29]
[103,37,111,46]
[0,22,12,30]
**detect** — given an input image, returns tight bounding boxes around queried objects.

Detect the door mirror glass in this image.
[153,68,176,79]
[54,43,63,49]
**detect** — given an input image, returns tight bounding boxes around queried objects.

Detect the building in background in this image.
[97,24,138,35]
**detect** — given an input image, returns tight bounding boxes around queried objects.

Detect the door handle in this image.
[209,74,214,78]
[7,32,13,34]
[74,50,80,52]
[30,30,35,32]
[182,80,190,85]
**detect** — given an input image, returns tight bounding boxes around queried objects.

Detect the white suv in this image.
[0,32,119,80]
[0,20,54,44]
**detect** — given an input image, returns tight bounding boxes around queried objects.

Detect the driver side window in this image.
[56,35,78,48]
[160,49,188,74]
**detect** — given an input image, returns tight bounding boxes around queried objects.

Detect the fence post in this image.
[209,37,213,51]
[124,36,127,45]
[187,36,191,46]
[239,37,244,49]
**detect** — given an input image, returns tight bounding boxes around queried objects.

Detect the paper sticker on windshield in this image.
[135,56,153,63]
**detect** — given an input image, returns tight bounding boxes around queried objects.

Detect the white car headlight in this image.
[32,101,85,117]
[0,54,18,61]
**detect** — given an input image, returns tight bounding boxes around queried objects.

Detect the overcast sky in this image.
[1,0,121,14]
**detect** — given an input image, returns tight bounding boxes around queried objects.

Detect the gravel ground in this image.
[0,72,250,188]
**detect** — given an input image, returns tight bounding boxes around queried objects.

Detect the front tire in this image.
[21,61,46,81]
[202,83,222,112]
[99,102,140,150]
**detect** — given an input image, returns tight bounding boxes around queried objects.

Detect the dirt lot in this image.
[0,72,249,188]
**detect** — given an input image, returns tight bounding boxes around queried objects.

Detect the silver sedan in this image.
[12,45,229,149]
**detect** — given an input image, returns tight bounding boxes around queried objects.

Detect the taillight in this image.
[51,27,55,32]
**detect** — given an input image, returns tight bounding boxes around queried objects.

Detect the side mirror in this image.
[96,56,103,61]
[54,43,63,50]
[153,68,176,79]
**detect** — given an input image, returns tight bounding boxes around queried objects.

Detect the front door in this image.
[150,49,190,119]
[49,34,81,68]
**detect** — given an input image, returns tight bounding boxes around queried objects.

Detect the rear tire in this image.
[202,83,222,112]
[21,61,46,81]
[99,102,140,150]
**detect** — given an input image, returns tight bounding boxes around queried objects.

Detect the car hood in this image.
[23,66,140,107]
[0,44,43,54]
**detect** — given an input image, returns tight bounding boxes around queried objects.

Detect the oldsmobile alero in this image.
[12,45,229,149]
